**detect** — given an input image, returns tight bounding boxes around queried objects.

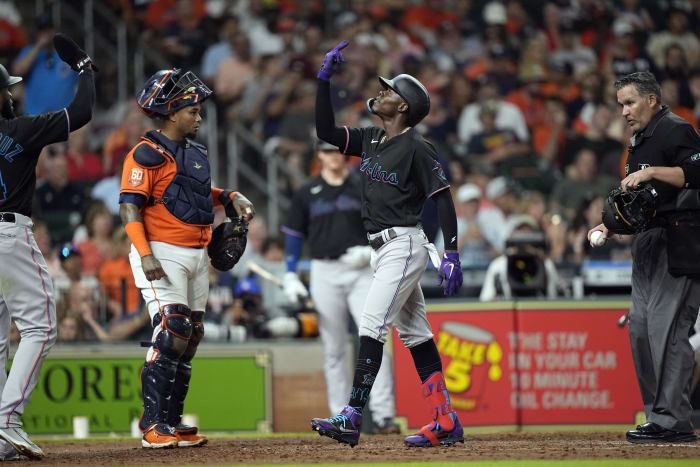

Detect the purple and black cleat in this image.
[311,406,362,447]
[404,412,465,447]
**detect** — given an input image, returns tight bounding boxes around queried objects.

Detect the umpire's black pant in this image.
[630,227,700,432]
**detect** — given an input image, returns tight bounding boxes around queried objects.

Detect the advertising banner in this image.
[392,303,517,428]
[16,354,270,434]
[515,304,641,425]
[392,301,641,429]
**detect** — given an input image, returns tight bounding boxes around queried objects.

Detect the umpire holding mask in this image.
[588,71,700,443]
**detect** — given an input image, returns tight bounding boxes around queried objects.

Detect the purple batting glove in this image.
[317,40,349,81]
[437,252,463,296]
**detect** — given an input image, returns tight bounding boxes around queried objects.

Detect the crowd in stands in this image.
[2,0,700,343]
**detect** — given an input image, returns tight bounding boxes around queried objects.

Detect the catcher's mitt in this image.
[208,217,248,271]
[602,183,658,235]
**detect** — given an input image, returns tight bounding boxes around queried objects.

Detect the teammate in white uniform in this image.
[120,69,254,449]
[282,141,399,433]
[310,41,464,448]
[0,35,96,460]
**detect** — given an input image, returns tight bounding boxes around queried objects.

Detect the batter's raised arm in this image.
[315,40,362,153]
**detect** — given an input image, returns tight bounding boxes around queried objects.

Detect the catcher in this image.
[589,71,700,444]
[119,68,253,449]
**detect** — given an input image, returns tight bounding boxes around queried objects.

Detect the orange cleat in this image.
[141,424,178,449]
[174,425,208,447]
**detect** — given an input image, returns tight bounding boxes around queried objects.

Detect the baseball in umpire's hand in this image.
[317,40,349,82]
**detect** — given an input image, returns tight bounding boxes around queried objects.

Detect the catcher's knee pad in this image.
[152,304,193,361]
[181,311,204,363]
[167,311,203,428]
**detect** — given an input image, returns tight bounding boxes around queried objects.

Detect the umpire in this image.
[588,71,700,443]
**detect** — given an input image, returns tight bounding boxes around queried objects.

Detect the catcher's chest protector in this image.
[143,131,214,226]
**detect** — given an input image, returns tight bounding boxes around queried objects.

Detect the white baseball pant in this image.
[129,241,209,360]
[0,213,56,428]
[310,259,396,421]
[360,226,433,348]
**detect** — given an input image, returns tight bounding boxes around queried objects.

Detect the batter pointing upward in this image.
[310,40,464,448]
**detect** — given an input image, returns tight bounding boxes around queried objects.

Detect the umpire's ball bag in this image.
[666,212,700,277]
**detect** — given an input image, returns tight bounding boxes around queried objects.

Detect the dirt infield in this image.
[13,431,700,466]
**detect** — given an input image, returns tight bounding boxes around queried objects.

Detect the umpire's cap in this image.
[137,68,212,118]
[374,74,430,126]
[0,64,21,89]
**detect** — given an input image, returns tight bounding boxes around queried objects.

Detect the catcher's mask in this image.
[137,69,212,118]
[602,184,658,235]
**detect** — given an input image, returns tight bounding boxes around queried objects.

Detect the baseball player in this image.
[0,33,96,460]
[281,140,399,434]
[589,71,700,443]
[310,41,464,448]
[119,68,254,449]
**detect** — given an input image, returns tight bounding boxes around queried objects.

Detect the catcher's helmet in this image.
[137,68,212,118]
[0,64,21,89]
[367,74,430,126]
[602,184,658,235]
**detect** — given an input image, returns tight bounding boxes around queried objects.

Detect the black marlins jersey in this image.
[625,107,700,212]
[0,110,69,216]
[282,171,367,259]
[341,126,450,233]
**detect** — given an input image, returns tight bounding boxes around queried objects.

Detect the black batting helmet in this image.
[137,68,212,118]
[0,64,21,89]
[367,74,430,126]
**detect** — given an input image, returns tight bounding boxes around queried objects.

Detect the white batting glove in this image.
[283,271,308,305]
[338,245,372,269]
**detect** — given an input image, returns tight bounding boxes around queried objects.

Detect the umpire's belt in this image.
[368,228,397,250]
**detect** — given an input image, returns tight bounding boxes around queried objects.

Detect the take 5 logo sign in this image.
[392,307,516,428]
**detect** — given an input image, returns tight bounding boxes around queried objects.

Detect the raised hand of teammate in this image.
[317,40,349,82]
[141,254,168,282]
[437,252,463,296]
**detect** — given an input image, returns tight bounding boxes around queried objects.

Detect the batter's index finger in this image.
[334,40,349,51]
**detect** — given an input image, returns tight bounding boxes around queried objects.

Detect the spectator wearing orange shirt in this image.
[660,79,699,131]
[76,202,114,276]
[505,65,546,131]
[99,228,141,318]
[400,0,457,45]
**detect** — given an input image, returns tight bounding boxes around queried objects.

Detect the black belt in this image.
[0,212,16,223]
[368,228,397,250]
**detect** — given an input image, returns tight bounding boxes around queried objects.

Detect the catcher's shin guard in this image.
[167,312,208,446]
[404,372,464,447]
[139,305,193,432]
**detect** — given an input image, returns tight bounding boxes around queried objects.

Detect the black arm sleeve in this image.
[66,69,95,132]
[316,80,349,147]
[681,164,700,189]
[433,189,458,251]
